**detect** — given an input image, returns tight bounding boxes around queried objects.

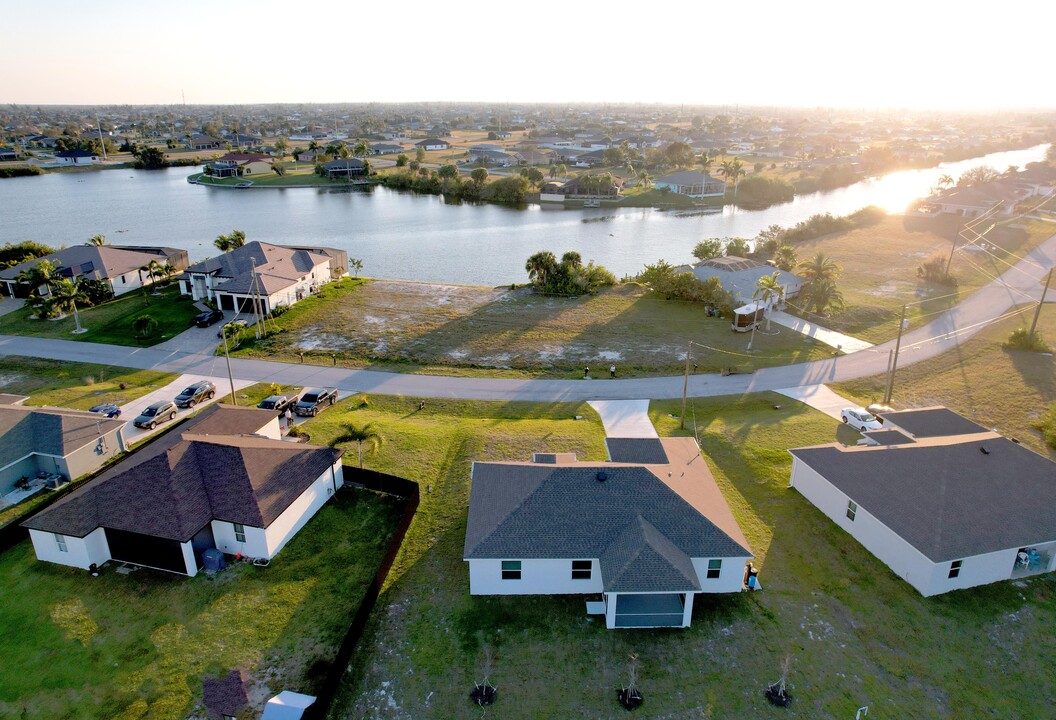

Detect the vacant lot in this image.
[0,356,174,409]
[328,392,1055,720]
[0,487,401,719]
[834,303,1056,460]
[230,278,832,377]
[0,284,199,346]
[787,215,1055,343]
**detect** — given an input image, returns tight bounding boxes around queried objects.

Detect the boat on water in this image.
[583,199,601,208]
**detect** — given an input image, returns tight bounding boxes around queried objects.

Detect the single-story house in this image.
[415,138,450,151]
[654,170,726,199]
[919,180,1032,218]
[54,149,99,165]
[205,152,273,178]
[0,147,22,161]
[464,436,753,629]
[789,407,1056,597]
[687,256,803,305]
[180,241,346,314]
[468,148,520,166]
[224,133,262,148]
[573,149,607,167]
[539,175,625,202]
[23,404,345,576]
[321,157,367,179]
[371,143,404,155]
[0,245,188,298]
[0,402,126,500]
[186,134,223,151]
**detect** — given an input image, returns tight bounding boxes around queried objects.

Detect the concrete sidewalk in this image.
[767,310,874,353]
[587,400,657,438]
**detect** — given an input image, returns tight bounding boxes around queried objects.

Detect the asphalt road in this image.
[1,231,1053,402]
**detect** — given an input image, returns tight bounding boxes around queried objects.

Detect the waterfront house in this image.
[464,437,753,629]
[321,157,367,179]
[654,170,726,199]
[789,407,1056,596]
[415,138,450,151]
[0,245,189,299]
[686,256,803,305]
[23,405,344,576]
[0,402,126,500]
[205,152,273,178]
[54,149,99,165]
[371,143,404,155]
[180,241,346,313]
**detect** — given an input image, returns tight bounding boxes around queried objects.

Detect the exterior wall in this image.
[790,458,939,595]
[539,192,566,203]
[467,558,604,596]
[691,555,752,593]
[919,545,1052,596]
[211,519,269,558]
[263,461,343,558]
[29,527,110,570]
[55,155,99,165]
[241,160,273,175]
[256,416,281,440]
[111,270,148,296]
[62,425,126,481]
[180,541,198,578]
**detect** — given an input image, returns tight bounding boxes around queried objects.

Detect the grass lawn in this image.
[228,278,834,378]
[832,303,1056,460]
[787,215,1055,344]
[0,285,199,347]
[0,487,402,720]
[218,381,303,408]
[330,392,1056,719]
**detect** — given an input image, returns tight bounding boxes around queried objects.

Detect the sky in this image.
[3,0,1055,109]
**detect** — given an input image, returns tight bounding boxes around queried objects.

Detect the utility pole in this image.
[883,304,908,405]
[221,330,237,405]
[680,341,691,430]
[96,117,107,161]
[1028,268,1053,345]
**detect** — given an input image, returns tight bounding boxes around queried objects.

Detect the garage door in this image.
[105,528,189,574]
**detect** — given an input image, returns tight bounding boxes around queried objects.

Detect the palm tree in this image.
[774,245,798,272]
[49,277,90,333]
[797,251,842,283]
[161,262,177,284]
[636,169,652,191]
[726,158,746,195]
[525,251,558,288]
[214,229,247,252]
[139,260,164,294]
[936,173,954,191]
[698,151,712,174]
[352,140,370,158]
[797,252,844,315]
[753,271,784,332]
[329,422,383,469]
[18,259,62,319]
[85,234,107,246]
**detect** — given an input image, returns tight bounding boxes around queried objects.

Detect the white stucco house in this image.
[464,437,753,629]
[653,170,726,199]
[789,407,1056,597]
[23,405,344,576]
[54,149,99,165]
[0,401,127,501]
[179,241,347,314]
[414,138,449,151]
[0,245,188,299]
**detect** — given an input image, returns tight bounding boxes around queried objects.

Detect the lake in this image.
[0,144,1048,285]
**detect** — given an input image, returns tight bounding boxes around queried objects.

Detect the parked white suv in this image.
[841,407,882,432]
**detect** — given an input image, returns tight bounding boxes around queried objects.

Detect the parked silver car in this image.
[133,401,178,430]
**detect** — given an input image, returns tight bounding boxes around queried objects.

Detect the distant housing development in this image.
[464,437,753,629]
[790,407,1056,596]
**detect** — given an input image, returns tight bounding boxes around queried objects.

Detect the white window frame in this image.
[233,523,246,543]
[55,533,67,553]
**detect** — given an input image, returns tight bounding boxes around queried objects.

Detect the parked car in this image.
[294,388,338,416]
[88,402,121,418]
[192,309,224,327]
[217,319,248,338]
[174,380,216,408]
[841,407,883,432]
[133,401,178,430]
[258,394,297,415]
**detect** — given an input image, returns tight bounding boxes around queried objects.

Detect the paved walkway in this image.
[118,372,256,445]
[767,309,874,353]
[0,230,1052,403]
[775,385,857,421]
[587,400,657,438]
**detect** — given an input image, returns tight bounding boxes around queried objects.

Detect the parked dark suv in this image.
[133,401,178,430]
[192,309,224,327]
[258,394,297,415]
[174,380,216,408]
[294,388,337,416]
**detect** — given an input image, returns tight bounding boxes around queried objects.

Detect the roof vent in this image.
[979,446,990,455]
[596,471,607,482]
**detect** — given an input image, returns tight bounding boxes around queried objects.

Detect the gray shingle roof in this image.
[879,407,987,439]
[184,241,335,296]
[464,462,750,589]
[23,405,342,540]
[654,170,724,186]
[0,245,173,282]
[790,435,1056,562]
[606,438,669,464]
[0,404,124,459]
[600,515,701,592]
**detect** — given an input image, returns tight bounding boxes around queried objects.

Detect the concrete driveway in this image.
[774,384,857,421]
[119,373,256,445]
[587,400,658,438]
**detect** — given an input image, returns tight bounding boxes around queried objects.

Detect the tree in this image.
[274,137,288,159]
[272,161,287,177]
[663,141,695,168]
[133,314,158,341]
[350,258,364,277]
[415,146,426,163]
[0,240,55,270]
[525,251,558,287]
[214,229,247,252]
[692,239,723,261]
[773,245,798,271]
[352,141,370,158]
[753,224,785,258]
[526,167,545,189]
[698,151,712,174]
[18,259,62,319]
[329,421,383,469]
[561,251,582,269]
[719,158,746,194]
[470,167,489,187]
[139,260,164,294]
[956,165,999,187]
[724,237,751,257]
[437,164,459,179]
[797,252,844,315]
[408,160,420,172]
[49,277,90,332]
[753,271,784,331]
[161,262,177,284]
[396,153,409,168]
[636,169,651,191]
[308,140,319,153]
[85,234,107,247]
[133,146,167,169]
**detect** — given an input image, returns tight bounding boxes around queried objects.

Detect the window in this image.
[571,560,592,580]
[707,559,722,579]
[846,500,857,521]
[949,560,962,579]
[54,534,67,553]
[501,560,521,580]
[233,523,246,543]
[120,275,126,284]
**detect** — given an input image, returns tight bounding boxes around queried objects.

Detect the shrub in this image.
[0,240,54,269]
[0,166,44,178]
[1004,327,1051,352]
[1035,402,1056,449]
[917,255,958,286]
[733,176,794,208]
